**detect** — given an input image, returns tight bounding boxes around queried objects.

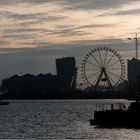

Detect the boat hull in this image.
[90,119,140,128]
[0,102,9,105]
[90,110,140,128]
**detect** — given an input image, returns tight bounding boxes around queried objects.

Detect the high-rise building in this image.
[128,58,140,91]
[56,57,77,89]
[128,58,140,80]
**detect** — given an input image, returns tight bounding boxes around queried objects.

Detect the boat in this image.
[90,98,140,128]
[0,93,9,105]
[0,101,9,105]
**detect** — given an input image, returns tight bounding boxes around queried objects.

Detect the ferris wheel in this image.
[81,47,125,91]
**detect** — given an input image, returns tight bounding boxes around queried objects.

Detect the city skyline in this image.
[0,0,140,82]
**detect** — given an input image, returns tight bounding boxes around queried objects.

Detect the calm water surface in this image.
[0,99,140,139]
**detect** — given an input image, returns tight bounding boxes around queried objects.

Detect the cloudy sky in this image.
[0,0,140,84]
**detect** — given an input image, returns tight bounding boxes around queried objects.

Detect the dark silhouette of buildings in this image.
[3,56,140,99]
[1,57,78,99]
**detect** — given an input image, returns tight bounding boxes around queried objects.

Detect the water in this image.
[0,99,140,139]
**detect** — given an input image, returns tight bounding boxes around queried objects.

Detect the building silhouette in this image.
[128,58,140,81]
[128,58,140,94]
[1,57,78,99]
[56,57,77,89]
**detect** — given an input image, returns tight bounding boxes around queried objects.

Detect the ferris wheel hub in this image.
[102,67,106,71]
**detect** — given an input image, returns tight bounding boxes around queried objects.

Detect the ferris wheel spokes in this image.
[86,61,100,68]
[91,53,102,68]
[98,49,104,67]
[103,49,108,66]
[87,70,100,79]
[81,46,125,91]
[105,53,115,67]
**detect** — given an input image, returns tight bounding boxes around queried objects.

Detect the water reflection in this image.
[0,100,139,139]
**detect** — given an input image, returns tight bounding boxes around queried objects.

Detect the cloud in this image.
[3,28,45,34]
[46,28,89,37]
[49,24,115,37]
[60,0,140,11]
[1,27,89,43]
[76,23,116,29]
[1,11,42,20]
[113,8,140,16]
[0,0,51,5]
[22,0,54,4]
[98,8,140,17]
[56,24,75,29]
[0,0,139,10]
[1,11,64,22]
[69,37,122,43]
[1,34,34,40]
[0,40,9,46]
[0,0,18,5]
[0,0,140,49]
[1,28,42,41]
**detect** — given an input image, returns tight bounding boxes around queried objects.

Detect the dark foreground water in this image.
[0,99,140,139]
